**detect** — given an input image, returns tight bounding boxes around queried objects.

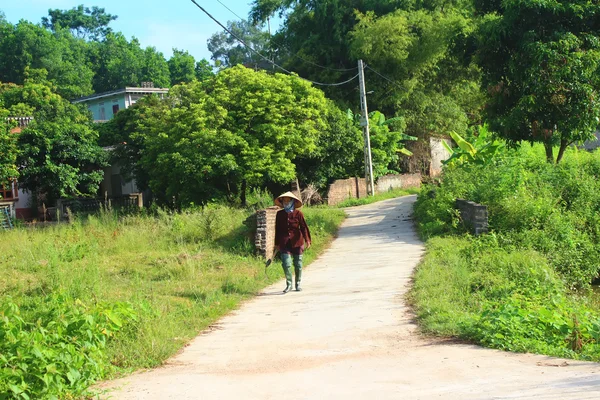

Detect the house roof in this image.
[71,87,169,104]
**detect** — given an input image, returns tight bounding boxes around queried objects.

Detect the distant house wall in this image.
[430,137,452,177]
[85,94,127,122]
[99,163,139,198]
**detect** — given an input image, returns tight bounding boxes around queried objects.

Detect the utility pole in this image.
[358,60,375,196]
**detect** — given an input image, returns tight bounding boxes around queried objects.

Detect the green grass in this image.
[411,144,600,362]
[336,187,420,208]
[0,205,345,398]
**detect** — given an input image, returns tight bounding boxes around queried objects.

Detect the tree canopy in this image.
[0,77,106,204]
[475,0,600,163]
[41,5,117,40]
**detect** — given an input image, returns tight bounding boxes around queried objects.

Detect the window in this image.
[112,104,120,114]
[0,181,17,200]
[99,107,106,120]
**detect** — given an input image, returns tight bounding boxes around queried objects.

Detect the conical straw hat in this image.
[274,191,303,209]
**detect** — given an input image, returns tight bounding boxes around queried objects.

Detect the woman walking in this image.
[274,192,311,294]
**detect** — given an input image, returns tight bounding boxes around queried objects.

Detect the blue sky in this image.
[1,0,280,62]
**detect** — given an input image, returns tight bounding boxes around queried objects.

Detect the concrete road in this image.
[102,196,600,399]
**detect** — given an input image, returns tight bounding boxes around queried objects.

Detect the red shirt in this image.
[275,209,311,253]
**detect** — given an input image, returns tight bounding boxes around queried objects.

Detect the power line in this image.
[365,65,403,88]
[191,0,358,87]
[214,0,245,21]
[212,0,358,73]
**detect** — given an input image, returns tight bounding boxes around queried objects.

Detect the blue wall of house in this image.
[85,94,127,121]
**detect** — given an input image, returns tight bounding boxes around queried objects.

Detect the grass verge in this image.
[0,205,345,399]
[411,144,600,362]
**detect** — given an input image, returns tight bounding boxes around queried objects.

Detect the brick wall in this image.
[327,174,422,206]
[456,199,488,235]
[375,173,421,193]
[326,177,367,206]
[254,206,279,259]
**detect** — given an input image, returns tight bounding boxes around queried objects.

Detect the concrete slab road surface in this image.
[102,196,600,400]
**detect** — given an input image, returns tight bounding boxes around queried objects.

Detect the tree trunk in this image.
[556,139,569,164]
[544,141,554,163]
[240,179,247,207]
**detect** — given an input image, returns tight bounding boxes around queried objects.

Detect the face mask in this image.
[283,200,295,212]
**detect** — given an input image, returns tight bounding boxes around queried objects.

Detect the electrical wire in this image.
[365,65,402,88]
[191,0,358,86]
[212,0,358,73]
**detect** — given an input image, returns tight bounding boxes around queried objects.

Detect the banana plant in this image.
[443,125,504,167]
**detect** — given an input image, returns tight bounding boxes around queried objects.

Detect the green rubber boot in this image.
[294,254,303,291]
[281,254,293,294]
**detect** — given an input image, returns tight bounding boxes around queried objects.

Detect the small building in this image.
[72,83,169,198]
[72,83,168,122]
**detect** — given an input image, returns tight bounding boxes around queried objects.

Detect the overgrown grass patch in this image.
[411,144,600,361]
[0,205,345,399]
[336,187,420,208]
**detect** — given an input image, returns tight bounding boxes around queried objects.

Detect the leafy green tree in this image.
[168,49,196,85]
[350,8,480,136]
[207,19,270,68]
[106,66,335,206]
[0,80,106,205]
[42,4,117,40]
[195,59,214,82]
[0,99,19,187]
[90,33,144,92]
[475,0,600,163]
[295,104,364,189]
[0,21,94,99]
[141,47,171,88]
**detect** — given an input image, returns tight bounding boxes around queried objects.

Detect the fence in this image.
[1,205,13,230]
[56,193,144,220]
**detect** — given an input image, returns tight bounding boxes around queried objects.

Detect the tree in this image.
[0,99,19,187]
[207,19,270,69]
[350,8,480,134]
[295,104,364,189]
[168,49,196,85]
[90,33,144,92]
[42,5,117,41]
[195,59,214,82]
[105,66,336,206]
[0,79,106,205]
[0,21,94,99]
[475,0,600,163]
[141,47,171,89]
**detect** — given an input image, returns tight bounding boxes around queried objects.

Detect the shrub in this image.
[0,295,136,399]
[412,144,600,361]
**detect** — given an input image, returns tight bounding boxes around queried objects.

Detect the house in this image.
[72,82,168,122]
[72,83,169,198]
[1,117,34,220]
